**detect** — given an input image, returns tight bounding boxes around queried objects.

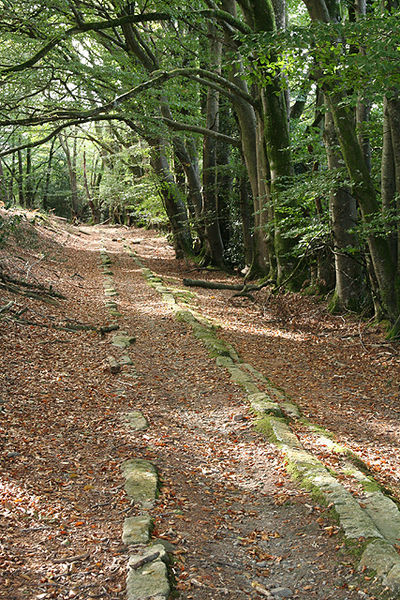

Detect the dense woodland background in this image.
[1,0,400,333]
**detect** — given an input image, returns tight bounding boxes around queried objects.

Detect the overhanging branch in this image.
[0,12,171,77]
[157,116,241,147]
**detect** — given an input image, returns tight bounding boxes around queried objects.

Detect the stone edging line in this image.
[125,243,400,596]
[99,246,171,600]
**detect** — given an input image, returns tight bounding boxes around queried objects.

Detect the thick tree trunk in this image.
[237,0,296,284]
[303,0,400,328]
[149,139,193,258]
[386,93,400,269]
[324,109,361,310]
[326,95,399,324]
[222,0,271,276]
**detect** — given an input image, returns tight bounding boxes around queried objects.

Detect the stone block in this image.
[123,515,152,545]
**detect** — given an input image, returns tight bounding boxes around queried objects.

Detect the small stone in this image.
[107,356,121,374]
[7,451,19,458]
[270,587,293,598]
[233,414,246,422]
[120,354,133,366]
[123,411,148,431]
[112,334,136,348]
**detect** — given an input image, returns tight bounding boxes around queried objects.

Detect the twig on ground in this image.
[53,552,90,564]
[0,300,14,314]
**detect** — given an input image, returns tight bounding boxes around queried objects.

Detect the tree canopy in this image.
[1,0,400,334]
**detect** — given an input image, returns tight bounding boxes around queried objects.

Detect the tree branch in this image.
[156,116,241,146]
[0,12,171,76]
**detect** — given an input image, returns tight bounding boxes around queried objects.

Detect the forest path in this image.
[0,217,395,600]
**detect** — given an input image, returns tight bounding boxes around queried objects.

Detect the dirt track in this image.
[0,217,396,599]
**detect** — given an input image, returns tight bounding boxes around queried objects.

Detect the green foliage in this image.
[0,213,22,248]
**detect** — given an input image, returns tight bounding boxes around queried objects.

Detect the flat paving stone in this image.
[123,410,148,431]
[121,459,158,506]
[122,515,152,545]
[112,334,136,348]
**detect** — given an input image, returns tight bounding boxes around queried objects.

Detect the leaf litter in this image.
[0,212,393,599]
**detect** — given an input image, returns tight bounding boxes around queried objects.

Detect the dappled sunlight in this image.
[218,318,310,342]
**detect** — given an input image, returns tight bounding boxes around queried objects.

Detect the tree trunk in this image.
[149,139,193,258]
[221,0,270,275]
[238,174,255,268]
[42,138,56,212]
[25,147,34,208]
[324,109,361,310]
[325,95,400,323]
[83,150,100,223]
[0,159,8,205]
[59,133,80,219]
[237,0,296,284]
[202,22,225,267]
[386,93,400,270]
[17,148,24,207]
[303,0,400,328]
[381,96,397,265]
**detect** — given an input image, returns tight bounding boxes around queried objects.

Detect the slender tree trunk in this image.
[25,147,34,208]
[239,174,255,268]
[0,159,8,205]
[17,148,24,207]
[216,99,233,249]
[59,133,80,219]
[83,150,100,223]
[42,138,56,212]
[202,22,225,267]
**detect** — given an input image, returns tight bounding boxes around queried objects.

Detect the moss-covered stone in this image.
[359,540,400,577]
[126,557,170,600]
[123,410,148,431]
[122,515,152,545]
[112,334,136,348]
[121,459,158,507]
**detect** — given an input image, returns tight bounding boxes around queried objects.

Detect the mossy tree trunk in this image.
[149,139,193,258]
[323,108,362,311]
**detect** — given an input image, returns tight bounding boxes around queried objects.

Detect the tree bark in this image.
[59,133,80,219]
[202,22,225,267]
[42,138,56,212]
[149,138,193,258]
[323,109,361,310]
